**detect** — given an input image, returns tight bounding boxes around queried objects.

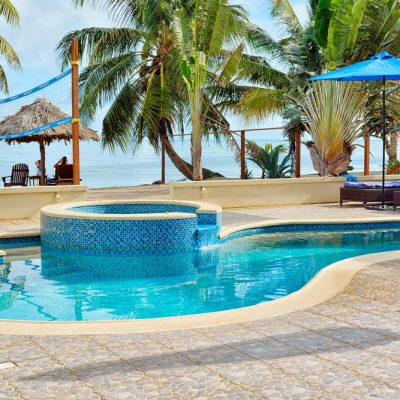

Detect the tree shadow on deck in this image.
[22,326,399,381]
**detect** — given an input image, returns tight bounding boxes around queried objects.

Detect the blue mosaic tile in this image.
[41,204,222,256]
[0,236,40,249]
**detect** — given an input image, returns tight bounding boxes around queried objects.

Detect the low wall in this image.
[0,186,88,219]
[170,175,398,208]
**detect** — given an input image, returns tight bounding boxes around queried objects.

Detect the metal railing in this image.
[160,128,392,182]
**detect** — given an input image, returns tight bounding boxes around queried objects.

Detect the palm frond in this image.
[0,35,20,70]
[0,0,19,26]
[267,0,302,33]
[236,88,288,123]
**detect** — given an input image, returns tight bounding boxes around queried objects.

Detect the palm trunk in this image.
[191,94,203,181]
[386,132,398,164]
[190,55,205,182]
[161,132,223,181]
[191,132,203,181]
[160,134,193,180]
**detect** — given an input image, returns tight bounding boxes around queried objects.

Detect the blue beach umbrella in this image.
[310,51,400,210]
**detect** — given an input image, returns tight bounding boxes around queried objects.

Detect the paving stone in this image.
[1,231,400,399]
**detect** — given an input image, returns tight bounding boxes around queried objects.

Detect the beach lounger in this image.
[393,191,400,210]
[2,163,29,187]
[340,181,400,207]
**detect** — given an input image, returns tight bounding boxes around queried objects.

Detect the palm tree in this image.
[236,0,400,175]
[173,0,253,180]
[0,0,21,93]
[314,0,400,163]
[59,0,271,181]
[300,81,368,176]
[314,0,400,69]
[58,1,199,180]
[246,142,292,178]
[235,0,323,134]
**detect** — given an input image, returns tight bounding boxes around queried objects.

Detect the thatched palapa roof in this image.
[0,98,99,144]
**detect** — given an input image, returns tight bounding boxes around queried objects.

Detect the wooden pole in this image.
[364,132,370,176]
[39,140,46,186]
[161,141,166,184]
[71,39,80,185]
[295,128,301,178]
[240,130,246,179]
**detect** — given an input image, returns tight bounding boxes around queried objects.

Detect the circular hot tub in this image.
[41,200,222,256]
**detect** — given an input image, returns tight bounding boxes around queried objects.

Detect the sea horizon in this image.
[0,129,384,189]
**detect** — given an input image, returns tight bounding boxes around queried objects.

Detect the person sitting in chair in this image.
[35,160,45,176]
[53,156,69,171]
[47,156,69,185]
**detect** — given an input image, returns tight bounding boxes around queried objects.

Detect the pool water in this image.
[0,229,399,321]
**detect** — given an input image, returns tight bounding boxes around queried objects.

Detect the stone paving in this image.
[1,186,400,398]
[0,261,399,399]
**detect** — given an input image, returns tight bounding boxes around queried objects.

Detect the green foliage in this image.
[246,141,292,179]
[59,0,274,181]
[0,0,21,93]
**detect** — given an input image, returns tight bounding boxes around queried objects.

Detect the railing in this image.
[159,128,388,183]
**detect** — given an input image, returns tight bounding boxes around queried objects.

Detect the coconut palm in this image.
[58,0,199,180]
[0,0,21,93]
[59,0,284,180]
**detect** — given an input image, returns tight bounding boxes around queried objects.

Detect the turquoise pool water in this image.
[0,228,399,321]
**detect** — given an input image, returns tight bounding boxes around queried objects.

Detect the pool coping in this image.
[41,199,222,220]
[0,250,398,335]
[219,216,400,238]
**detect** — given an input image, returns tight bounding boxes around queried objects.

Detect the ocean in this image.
[0,130,385,188]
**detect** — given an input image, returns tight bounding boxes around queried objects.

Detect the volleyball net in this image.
[0,68,73,140]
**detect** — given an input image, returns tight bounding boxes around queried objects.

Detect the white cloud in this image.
[0,0,112,92]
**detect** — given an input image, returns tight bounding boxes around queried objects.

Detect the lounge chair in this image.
[47,164,74,185]
[393,191,400,210]
[340,181,400,207]
[2,163,29,187]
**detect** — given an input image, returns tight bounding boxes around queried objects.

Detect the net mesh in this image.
[0,69,72,140]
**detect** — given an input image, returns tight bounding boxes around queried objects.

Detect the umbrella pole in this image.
[39,140,46,186]
[382,77,386,208]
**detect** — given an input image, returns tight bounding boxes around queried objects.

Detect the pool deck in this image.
[1,185,400,399]
[0,260,399,399]
[2,184,400,237]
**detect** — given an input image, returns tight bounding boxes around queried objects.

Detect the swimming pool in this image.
[1,226,400,321]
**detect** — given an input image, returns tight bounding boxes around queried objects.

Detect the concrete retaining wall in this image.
[0,186,88,219]
[170,175,398,208]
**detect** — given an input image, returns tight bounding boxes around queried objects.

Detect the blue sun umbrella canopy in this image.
[309,51,400,81]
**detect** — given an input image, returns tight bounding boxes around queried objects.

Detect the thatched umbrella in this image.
[0,98,99,185]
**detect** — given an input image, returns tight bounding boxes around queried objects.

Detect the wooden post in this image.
[71,39,80,185]
[161,141,166,184]
[364,132,370,176]
[240,130,246,179]
[39,140,46,186]
[295,128,301,178]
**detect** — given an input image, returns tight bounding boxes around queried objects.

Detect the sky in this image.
[0,0,309,128]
